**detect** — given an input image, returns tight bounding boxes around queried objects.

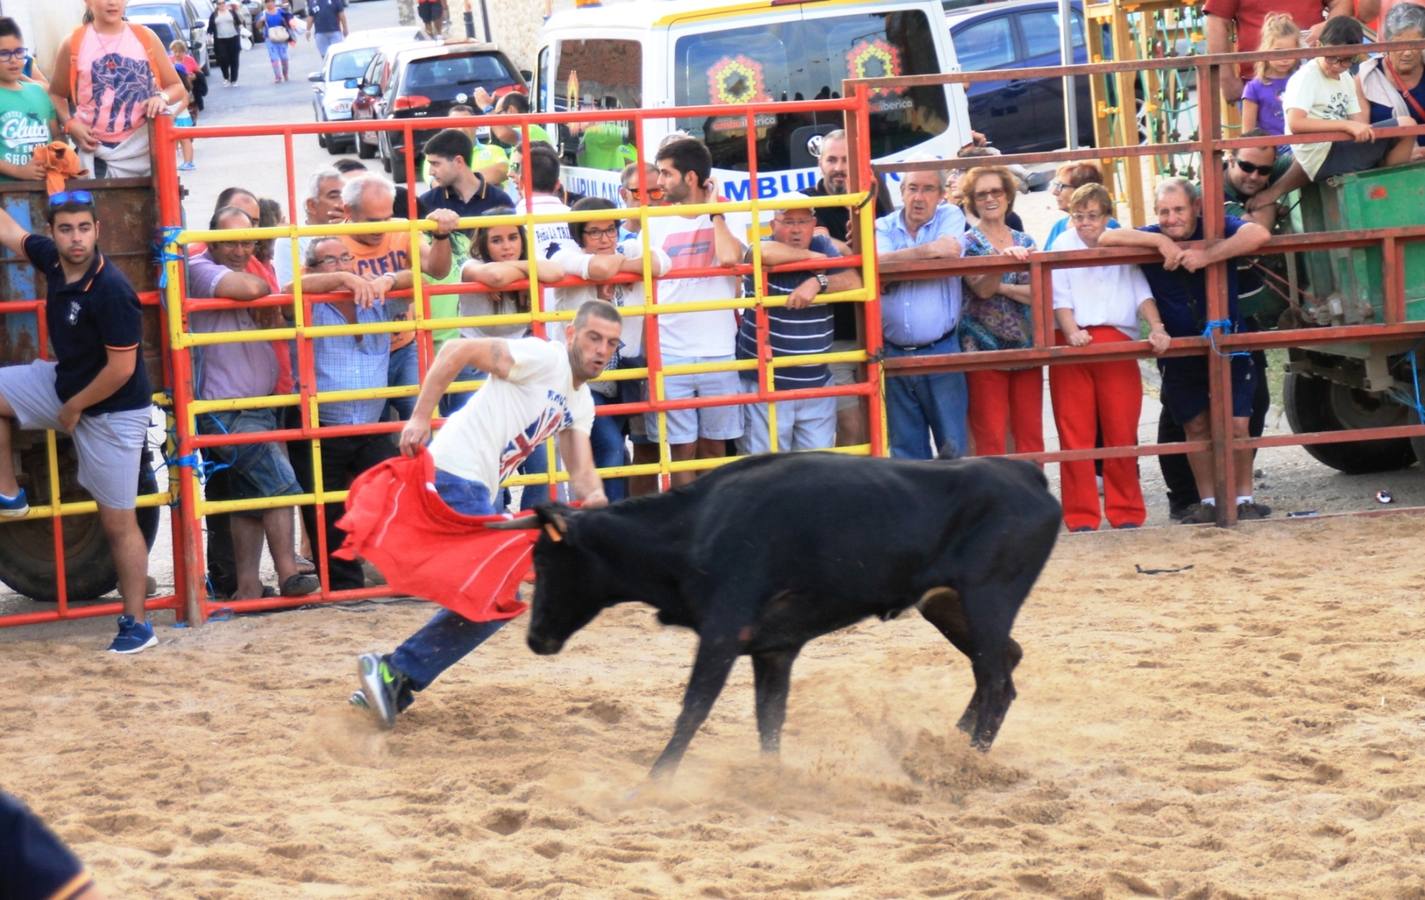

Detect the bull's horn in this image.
[485,515,542,531]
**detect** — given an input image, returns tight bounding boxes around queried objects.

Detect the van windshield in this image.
[672,9,948,171]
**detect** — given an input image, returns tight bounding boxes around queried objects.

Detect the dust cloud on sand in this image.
[3,515,1425,897]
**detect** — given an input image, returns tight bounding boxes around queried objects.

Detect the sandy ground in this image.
[4,513,1425,898]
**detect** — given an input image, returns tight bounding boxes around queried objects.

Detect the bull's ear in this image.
[534,505,574,543]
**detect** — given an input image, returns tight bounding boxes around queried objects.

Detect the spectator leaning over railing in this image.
[647,136,747,486]
[1049,184,1171,533]
[457,209,562,507]
[551,196,669,500]
[874,161,969,460]
[0,192,155,652]
[272,166,345,291]
[286,235,415,592]
[1204,0,1344,104]
[735,197,862,455]
[618,161,661,242]
[1099,177,1272,524]
[615,161,666,494]
[188,206,317,601]
[1358,2,1425,158]
[338,173,455,421]
[958,165,1042,460]
[48,0,185,178]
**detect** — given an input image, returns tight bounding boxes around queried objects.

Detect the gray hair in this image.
[1154,176,1199,204]
[1383,2,1425,40]
[340,172,396,212]
[304,235,345,267]
[899,155,948,188]
[306,166,343,204]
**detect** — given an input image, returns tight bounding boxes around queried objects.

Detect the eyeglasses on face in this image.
[1071,211,1106,223]
[622,186,665,200]
[1323,52,1365,67]
[1234,158,1272,176]
[314,253,356,267]
[49,190,94,207]
[1050,180,1067,193]
[582,226,620,239]
[0,48,29,62]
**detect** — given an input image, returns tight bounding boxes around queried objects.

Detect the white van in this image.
[534,0,972,205]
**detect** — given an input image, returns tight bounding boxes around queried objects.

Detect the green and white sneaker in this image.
[356,653,408,729]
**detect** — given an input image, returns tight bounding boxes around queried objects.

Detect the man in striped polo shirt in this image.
[735,198,863,454]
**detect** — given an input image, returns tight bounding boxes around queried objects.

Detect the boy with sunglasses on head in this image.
[0,17,57,182]
[1249,16,1418,213]
[0,192,156,652]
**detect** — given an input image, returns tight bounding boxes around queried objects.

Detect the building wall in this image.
[479,0,575,73]
[2,0,86,76]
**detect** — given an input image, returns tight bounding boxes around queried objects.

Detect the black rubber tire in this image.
[0,440,161,603]
[356,133,376,159]
[1283,371,1418,474]
[388,148,406,183]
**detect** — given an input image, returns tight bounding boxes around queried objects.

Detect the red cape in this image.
[334,449,534,621]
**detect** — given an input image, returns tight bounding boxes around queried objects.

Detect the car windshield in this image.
[330,47,378,81]
[137,22,178,47]
[401,52,516,99]
[130,3,189,26]
[673,9,949,171]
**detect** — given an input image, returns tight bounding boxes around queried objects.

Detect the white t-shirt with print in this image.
[430,337,594,491]
[640,212,748,358]
[1282,59,1362,179]
[529,193,578,262]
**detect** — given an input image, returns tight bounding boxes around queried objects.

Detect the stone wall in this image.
[465,0,576,73]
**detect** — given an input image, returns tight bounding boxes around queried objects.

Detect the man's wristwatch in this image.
[431,231,451,241]
[815,273,830,292]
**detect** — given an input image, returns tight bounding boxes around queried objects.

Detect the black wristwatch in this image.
[815,273,829,292]
[431,231,451,241]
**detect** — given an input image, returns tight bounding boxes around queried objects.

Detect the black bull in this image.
[493,452,1061,778]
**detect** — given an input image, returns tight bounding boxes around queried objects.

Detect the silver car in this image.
[309,28,424,153]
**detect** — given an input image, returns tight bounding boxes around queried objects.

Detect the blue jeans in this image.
[386,342,419,421]
[590,391,628,502]
[517,441,555,510]
[389,468,507,692]
[438,365,483,417]
[884,333,968,460]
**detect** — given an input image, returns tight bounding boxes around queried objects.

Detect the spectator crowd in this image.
[4,0,1425,646]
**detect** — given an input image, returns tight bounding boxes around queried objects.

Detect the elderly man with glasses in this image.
[285,236,413,593]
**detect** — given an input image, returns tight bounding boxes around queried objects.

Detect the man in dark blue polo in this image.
[0,190,156,652]
[418,128,513,227]
[1099,177,1271,524]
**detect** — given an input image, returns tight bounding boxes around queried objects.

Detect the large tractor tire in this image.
[0,438,161,603]
[1283,372,1417,474]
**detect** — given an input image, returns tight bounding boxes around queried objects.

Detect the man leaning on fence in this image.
[188,205,318,601]
[0,191,155,653]
[874,162,970,460]
[736,197,863,454]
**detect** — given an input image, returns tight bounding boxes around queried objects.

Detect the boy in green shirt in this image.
[0,17,57,182]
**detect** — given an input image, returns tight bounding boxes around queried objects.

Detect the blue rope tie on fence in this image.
[1200,319,1252,359]
[165,452,229,485]
[155,226,185,288]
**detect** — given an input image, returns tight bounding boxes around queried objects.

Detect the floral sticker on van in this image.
[847,38,903,96]
[708,55,769,106]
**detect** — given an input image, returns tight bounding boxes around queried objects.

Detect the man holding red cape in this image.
[343,300,620,727]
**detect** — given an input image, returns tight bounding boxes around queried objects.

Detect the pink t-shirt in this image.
[74,25,157,143]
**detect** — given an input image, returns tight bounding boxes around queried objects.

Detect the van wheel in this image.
[1283,372,1417,474]
[0,439,161,604]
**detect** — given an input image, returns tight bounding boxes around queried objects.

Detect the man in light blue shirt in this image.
[874,167,969,459]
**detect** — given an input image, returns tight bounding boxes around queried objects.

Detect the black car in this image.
[945,0,1095,156]
[352,40,526,184]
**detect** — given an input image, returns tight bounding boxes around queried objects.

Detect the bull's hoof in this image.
[955,711,976,736]
[970,734,994,753]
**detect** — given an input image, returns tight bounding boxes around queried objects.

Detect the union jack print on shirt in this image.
[498,389,573,481]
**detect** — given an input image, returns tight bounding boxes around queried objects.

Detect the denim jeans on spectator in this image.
[884,333,968,460]
[517,440,556,510]
[386,342,419,420]
[390,468,507,690]
[590,391,628,501]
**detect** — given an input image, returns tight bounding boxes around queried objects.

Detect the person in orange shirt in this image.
[336,173,458,419]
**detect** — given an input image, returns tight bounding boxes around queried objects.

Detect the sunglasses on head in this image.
[49,190,95,207]
[1234,159,1272,176]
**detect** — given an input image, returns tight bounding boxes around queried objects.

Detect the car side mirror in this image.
[519,69,533,83]
[308,71,322,82]
[361,83,381,96]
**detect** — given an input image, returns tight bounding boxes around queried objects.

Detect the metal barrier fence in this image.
[150,94,883,624]
[845,39,1425,527]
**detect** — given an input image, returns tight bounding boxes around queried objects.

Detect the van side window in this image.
[551,39,642,171]
[673,10,949,172]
